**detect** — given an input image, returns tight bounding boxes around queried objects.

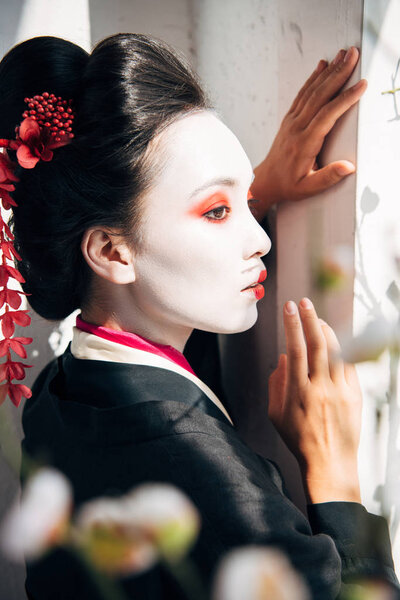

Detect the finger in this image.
[283,301,308,388]
[298,298,330,379]
[344,362,361,396]
[268,354,287,423]
[291,50,347,118]
[291,50,346,117]
[295,161,355,198]
[295,47,361,126]
[319,319,346,383]
[305,78,367,142]
[289,59,328,114]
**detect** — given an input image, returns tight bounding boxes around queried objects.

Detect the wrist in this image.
[300,464,361,504]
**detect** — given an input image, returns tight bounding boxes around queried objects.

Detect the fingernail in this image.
[333,49,344,65]
[300,297,313,310]
[285,300,297,315]
[352,79,366,91]
[344,47,355,63]
[337,164,354,176]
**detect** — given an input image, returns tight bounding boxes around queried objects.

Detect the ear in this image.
[81,228,136,285]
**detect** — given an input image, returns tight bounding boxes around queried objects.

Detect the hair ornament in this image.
[0,92,75,407]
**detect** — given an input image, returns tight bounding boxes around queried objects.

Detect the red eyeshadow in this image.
[187,192,231,217]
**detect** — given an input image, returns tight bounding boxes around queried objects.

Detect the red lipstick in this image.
[241,269,267,300]
[241,284,265,300]
[258,269,267,283]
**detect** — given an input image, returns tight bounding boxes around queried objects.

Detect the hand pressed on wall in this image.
[268,298,363,505]
[251,47,368,218]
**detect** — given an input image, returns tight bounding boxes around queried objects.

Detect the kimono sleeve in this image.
[157,430,399,600]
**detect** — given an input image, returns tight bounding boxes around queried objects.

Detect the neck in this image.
[81,278,196,353]
[80,307,193,354]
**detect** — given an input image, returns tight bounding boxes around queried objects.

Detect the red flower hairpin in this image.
[0,92,75,407]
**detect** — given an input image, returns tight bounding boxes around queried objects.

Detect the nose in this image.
[243,217,272,260]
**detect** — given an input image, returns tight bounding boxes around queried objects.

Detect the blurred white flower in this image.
[123,483,201,562]
[72,496,158,575]
[314,244,354,292]
[341,318,400,364]
[212,546,310,600]
[73,483,200,575]
[0,467,73,561]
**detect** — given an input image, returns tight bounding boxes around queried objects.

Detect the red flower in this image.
[0,263,25,287]
[0,152,19,209]
[2,219,14,240]
[0,94,75,408]
[14,118,66,169]
[0,310,31,337]
[0,189,17,211]
[0,382,32,407]
[0,288,28,310]
[0,240,21,261]
[0,152,19,184]
[0,336,32,358]
[0,359,32,382]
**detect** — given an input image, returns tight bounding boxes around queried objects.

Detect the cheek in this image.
[140,215,230,276]
[135,212,241,307]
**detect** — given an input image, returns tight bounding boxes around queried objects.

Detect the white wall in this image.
[356,0,400,571]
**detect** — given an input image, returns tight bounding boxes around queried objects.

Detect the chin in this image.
[201,305,259,335]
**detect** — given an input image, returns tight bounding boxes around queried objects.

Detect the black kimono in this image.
[21,326,399,600]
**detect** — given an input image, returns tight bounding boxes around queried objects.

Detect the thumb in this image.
[268,354,287,423]
[299,160,355,197]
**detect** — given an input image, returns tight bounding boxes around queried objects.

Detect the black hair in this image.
[0,33,211,320]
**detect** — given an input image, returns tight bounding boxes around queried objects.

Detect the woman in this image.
[0,33,397,599]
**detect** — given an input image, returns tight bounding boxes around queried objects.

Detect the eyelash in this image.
[203,198,260,222]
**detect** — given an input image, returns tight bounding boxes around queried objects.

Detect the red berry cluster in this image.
[21,92,75,144]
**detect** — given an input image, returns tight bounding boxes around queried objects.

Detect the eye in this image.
[203,206,231,221]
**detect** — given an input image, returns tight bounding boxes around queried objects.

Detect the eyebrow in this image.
[189,172,255,200]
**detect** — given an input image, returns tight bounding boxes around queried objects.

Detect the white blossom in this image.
[212,546,310,600]
[341,318,400,364]
[0,467,73,561]
[73,483,200,575]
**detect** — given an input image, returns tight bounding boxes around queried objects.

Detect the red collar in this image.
[75,315,196,376]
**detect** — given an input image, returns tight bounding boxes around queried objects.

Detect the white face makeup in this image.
[128,111,271,350]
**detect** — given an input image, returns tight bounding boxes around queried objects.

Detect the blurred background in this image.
[1,0,400,597]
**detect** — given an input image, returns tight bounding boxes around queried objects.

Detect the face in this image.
[129,111,271,340]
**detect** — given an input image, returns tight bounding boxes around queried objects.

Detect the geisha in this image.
[0,33,398,599]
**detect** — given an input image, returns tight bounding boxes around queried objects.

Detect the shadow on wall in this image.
[356,185,400,547]
[0,0,24,55]
[363,0,391,76]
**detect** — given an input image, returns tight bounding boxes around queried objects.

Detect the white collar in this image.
[70,327,233,425]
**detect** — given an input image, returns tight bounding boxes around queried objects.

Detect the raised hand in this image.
[252,47,367,218]
[268,298,362,504]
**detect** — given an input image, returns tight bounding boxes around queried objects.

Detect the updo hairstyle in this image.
[0,33,211,320]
